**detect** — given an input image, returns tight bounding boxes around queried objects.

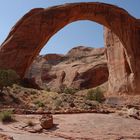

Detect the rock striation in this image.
[25,46,108,91]
[0,2,140,94]
[104,27,135,94]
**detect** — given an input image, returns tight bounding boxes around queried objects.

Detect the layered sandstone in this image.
[25,46,108,91]
[104,27,135,94]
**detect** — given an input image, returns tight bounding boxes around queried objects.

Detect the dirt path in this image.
[0,113,140,140]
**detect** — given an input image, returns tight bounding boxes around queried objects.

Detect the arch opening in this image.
[26,20,109,91]
[40,20,104,55]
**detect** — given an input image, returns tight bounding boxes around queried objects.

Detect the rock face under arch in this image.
[104,27,135,94]
[0,2,140,94]
[25,46,108,91]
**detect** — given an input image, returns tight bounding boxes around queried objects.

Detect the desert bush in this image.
[54,98,62,109]
[44,86,51,92]
[9,94,19,104]
[62,87,77,95]
[86,87,105,103]
[27,120,35,127]
[0,69,20,91]
[34,100,45,107]
[0,110,14,123]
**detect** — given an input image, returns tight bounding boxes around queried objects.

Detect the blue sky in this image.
[0,0,140,54]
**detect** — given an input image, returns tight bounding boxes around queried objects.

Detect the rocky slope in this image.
[25,46,108,91]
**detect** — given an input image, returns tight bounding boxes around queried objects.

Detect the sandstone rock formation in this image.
[25,46,108,91]
[104,27,135,94]
[0,2,140,94]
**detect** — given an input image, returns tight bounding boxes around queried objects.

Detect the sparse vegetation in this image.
[27,120,34,127]
[0,110,14,123]
[53,98,62,110]
[9,94,19,104]
[62,87,78,95]
[86,87,105,103]
[0,69,20,92]
[0,80,106,113]
[44,86,51,92]
[34,100,45,107]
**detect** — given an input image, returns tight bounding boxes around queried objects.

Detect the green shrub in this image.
[86,87,105,103]
[63,87,77,95]
[0,110,14,123]
[54,98,62,109]
[27,120,35,127]
[0,69,20,91]
[34,100,45,107]
[45,87,51,92]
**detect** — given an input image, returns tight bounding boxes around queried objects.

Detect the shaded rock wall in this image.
[25,47,108,91]
[104,27,134,94]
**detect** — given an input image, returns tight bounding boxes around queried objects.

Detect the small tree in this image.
[63,87,77,95]
[0,69,20,92]
[0,110,14,123]
[86,87,105,103]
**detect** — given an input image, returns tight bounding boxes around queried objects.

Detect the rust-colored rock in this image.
[40,114,53,129]
[104,27,136,94]
[0,2,140,94]
[25,46,108,91]
[0,134,13,140]
[43,54,64,64]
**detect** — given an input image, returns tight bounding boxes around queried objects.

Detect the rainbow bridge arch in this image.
[0,2,140,94]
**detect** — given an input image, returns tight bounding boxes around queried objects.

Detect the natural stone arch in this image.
[0,2,140,94]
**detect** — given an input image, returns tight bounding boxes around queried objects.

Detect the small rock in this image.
[0,134,13,140]
[127,108,138,116]
[36,107,44,114]
[27,126,42,133]
[127,108,140,120]
[105,97,123,107]
[27,128,37,133]
[40,114,53,129]
[33,125,43,133]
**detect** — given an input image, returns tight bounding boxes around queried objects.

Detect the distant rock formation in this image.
[25,46,108,91]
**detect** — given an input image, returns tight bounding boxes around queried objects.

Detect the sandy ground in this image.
[0,113,140,140]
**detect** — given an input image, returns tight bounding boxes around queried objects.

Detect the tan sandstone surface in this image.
[0,114,140,140]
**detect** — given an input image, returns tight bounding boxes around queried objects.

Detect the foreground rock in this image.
[0,134,13,140]
[40,114,54,129]
[25,46,108,91]
[127,108,140,120]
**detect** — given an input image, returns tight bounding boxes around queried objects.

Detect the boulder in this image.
[40,114,53,129]
[0,134,13,140]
